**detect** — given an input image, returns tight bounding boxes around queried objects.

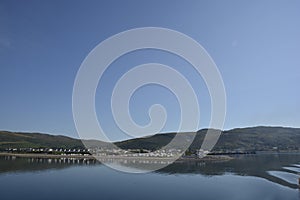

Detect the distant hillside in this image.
[0,131,110,150]
[116,126,300,152]
[1,126,300,152]
[211,126,300,151]
[0,131,84,150]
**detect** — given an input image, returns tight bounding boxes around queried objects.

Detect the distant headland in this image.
[1,126,299,159]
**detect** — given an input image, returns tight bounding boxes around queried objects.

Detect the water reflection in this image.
[0,155,96,174]
[157,153,300,189]
[1,153,300,190]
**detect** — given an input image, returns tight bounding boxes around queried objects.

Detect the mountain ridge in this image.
[1,126,300,152]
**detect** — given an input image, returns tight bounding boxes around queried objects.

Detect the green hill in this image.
[0,131,84,149]
[212,126,300,151]
[116,126,300,152]
[1,126,300,152]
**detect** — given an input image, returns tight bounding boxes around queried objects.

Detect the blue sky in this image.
[0,0,299,140]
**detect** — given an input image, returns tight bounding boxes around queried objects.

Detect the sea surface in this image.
[0,153,300,200]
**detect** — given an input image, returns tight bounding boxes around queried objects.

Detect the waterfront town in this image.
[3,147,213,158]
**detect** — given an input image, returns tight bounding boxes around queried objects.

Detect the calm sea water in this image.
[0,153,300,200]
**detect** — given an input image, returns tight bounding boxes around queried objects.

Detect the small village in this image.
[3,147,214,158]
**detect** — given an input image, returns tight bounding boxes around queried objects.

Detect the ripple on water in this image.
[292,164,300,168]
[283,166,300,173]
[268,170,299,185]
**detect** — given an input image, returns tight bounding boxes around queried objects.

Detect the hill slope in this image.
[1,126,300,152]
[0,131,110,150]
[116,126,300,152]
[0,131,84,149]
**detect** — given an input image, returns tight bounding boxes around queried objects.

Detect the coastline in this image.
[0,152,233,162]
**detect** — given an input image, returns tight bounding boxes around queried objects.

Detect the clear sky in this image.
[0,0,299,140]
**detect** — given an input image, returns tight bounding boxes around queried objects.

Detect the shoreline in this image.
[0,152,233,162]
